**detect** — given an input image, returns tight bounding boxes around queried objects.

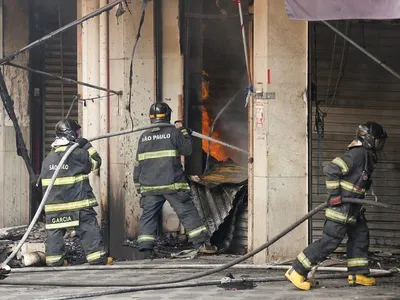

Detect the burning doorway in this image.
[181,0,251,254]
[183,0,250,174]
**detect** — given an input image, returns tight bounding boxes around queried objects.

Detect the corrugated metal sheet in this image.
[189,162,248,251]
[311,22,400,251]
[196,161,248,187]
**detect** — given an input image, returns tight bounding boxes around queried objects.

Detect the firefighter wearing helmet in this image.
[40,119,113,266]
[133,102,217,257]
[286,122,388,290]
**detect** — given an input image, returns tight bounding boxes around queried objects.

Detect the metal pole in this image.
[0,0,124,65]
[6,62,122,95]
[322,20,400,81]
[236,0,252,85]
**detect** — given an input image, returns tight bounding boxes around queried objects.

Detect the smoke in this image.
[201,0,250,167]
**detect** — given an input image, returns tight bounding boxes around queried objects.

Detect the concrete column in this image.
[251,0,308,263]
[99,0,109,235]
[0,0,30,227]
[161,0,183,233]
[81,0,101,215]
[123,0,155,240]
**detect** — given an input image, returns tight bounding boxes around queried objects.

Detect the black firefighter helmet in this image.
[149,102,172,124]
[356,121,388,151]
[55,119,81,141]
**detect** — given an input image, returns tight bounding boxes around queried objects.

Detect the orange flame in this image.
[202,71,228,162]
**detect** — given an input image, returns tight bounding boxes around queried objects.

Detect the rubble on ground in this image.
[0,222,86,266]
[123,233,194,259]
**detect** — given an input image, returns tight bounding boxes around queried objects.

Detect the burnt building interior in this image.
[180,0,250,255]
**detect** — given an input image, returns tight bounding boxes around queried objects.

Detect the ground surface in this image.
[0,256,399,300]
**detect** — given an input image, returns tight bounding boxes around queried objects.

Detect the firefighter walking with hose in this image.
[40,119,113,266]
[286,122,388,290]
[134,102,217,257]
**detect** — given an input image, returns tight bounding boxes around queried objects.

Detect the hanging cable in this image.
[325,21,350,112]
[127,0,151,129]
[233,0,253,107]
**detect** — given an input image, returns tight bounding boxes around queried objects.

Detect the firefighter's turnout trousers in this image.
[46,208,107,266]
[138,191,209,250]
[292,203,370,276]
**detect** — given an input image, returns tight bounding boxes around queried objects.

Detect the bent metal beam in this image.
[0,0,124,66]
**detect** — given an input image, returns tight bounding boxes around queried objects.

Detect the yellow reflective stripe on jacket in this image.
[140,182,190,193]
[86,250,106,262]
[347,258,368,267]
[181,129,188,136]
[55,146,68,153]
[45,220,79,230]
[340,180,365,195]
[91,159,99,171]
[138,150,179,161]
[187,226,207,238]
[326,180,340,189]
[325,208,356,224]
[46,255,63,264]
[332,157,349,174]
[42,174,89,187]
[137,235,156,243]
[297,252,312,270]
[87,147,97,157]
[45,198,98,213]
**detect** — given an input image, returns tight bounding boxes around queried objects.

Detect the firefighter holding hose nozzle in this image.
[286,122,388,290]
[40,119,113,266]
[133,102,217,257]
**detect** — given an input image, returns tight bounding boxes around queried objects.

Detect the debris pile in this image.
[123,234,194,259]
[0,223,87,266]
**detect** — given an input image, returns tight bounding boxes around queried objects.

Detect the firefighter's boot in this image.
[106,257,114,265]
[197,241,217,254]
[348,274,376,286]
[285,267,311,291]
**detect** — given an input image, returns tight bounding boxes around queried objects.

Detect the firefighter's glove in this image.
[184,127,193,136]
[76,138,89,148]
[328,195,342,206]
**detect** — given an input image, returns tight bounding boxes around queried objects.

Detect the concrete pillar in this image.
[251,0,308,263]
[81,0,101,216]
[99,0,109,235]
[0,0,30,227]
[161,0,183,233]
[122,0,155,240]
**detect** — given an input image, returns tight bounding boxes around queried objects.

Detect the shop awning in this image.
[284,0,400,21]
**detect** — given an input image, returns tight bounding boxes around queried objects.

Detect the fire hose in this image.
[0,123,247,274]
[0,125,399,298]
[1,198,399,300]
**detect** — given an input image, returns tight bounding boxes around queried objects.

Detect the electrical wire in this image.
[325,21,350,112]
[127,0,151,129]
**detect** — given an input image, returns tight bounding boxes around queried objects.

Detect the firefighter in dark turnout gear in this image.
[286,122,387,290]
[134,102,217,256]
[40,119,113,266]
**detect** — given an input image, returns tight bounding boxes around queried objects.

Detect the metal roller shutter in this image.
[311,21,400,252]
[44,36,78,154]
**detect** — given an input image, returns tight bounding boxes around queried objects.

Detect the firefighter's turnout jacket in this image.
[41,142,101,230]
[292,145,376,276]
[133,126,192,195]
[324,146,375,224]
